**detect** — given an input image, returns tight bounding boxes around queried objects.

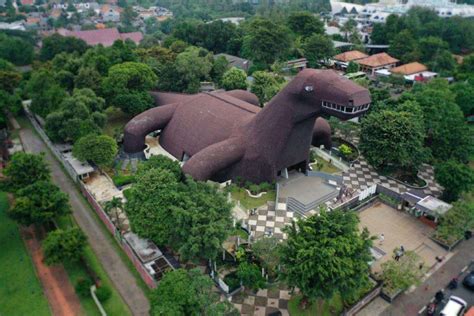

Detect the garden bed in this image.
[228,186,276,209]
[331,137,359,163]
[288,294,343,316]
[309,156,341,174]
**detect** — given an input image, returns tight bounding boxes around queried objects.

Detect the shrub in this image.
[95,286,112,303]
[112,174,135,187]
[248,184,259,195]
[339,144,353,158]
[75,278,93,297]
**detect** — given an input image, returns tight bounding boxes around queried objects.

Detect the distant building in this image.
[356,52,399,75]
[100,5,121,22]
[0,21,26,31]
[214,53,252,73]
[390,62,427,76]
[58,28,143,47]
[333,50,368,70]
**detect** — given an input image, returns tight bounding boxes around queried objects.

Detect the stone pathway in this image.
[231,285,291,316]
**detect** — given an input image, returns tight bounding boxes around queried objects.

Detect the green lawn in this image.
[0,192,51,316]
[230,186,276,210]
[310,156,341,174]
[288,294,343,316]
[58,215,132,316]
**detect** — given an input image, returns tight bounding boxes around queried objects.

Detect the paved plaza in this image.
[247,202,294,241]
[358,201,447,273]
[231,285,292,316]
[278,171,338,205]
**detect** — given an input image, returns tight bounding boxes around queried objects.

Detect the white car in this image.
[440,296,467,316]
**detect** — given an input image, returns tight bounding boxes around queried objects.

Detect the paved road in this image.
[19,127,150,316]
[382,238,474,316]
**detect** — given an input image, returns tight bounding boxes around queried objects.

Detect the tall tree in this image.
[102,61,157,115]
[287,11,324,38]
[4,152,50,190]
[42,228,86,265]
[9,180,70,226]
[150,268,239,315]
[303,34,335,67]
[40,34,88,61]
[241,17,291,67]
[221,67,248,91]
[73,134,118,168]
[360,103,428,172]
[174,47,213,93]
[435,160,474,202]
[250,71,285,106]
[280,209,372,305]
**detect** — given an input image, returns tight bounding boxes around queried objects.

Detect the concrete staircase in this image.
[286,190,339,217]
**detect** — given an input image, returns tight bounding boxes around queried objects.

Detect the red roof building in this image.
[61,28,143,47]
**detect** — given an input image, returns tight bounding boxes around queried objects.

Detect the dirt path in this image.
[21,226,82,316]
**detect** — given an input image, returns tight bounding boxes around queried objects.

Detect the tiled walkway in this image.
[342,159,443,197]
[231,284,292,316]
[247,202,294,241]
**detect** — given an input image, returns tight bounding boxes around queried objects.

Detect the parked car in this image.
[440,296,467,316]
[463,271,474,290]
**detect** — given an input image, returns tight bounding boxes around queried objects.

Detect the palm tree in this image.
[104,197,124,234]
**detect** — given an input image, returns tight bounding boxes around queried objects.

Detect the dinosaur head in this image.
[293,69,371,121]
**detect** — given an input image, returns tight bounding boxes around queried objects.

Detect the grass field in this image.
[0,192,51,316]
[230,186,276,209]
[288,294,343,316]
[57,215,132,316]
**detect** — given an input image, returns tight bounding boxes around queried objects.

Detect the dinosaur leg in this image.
[182,137,245,181]
[123,103,178,153]
[312,117,332,150]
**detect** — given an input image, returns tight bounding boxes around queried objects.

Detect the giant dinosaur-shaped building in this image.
[123,69,371,183]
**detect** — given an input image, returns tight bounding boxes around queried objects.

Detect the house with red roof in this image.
[60,28,143,47]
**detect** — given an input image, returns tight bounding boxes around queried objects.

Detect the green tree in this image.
[346,61,359,74]
[4,152,50,190]
[221,67,248,91]
[435,160,474,202]
[360,105,427,172]
[27,69,69,118]
[280,209,372,305]
[73,134,118,168]
[435,194,474,244]
[250,71,285,105]
[403,79,473,162]
[174,47,213,93]
[0,33,34,65]
[42,228,86,265]
[241,18,291,67]
[125,168,232,262]
[9,180,70,226]
[45,89,106,143]
[388,30,420,64]
[102,61,157,114]
[418,36,449,64]
[303,34,335,67]
[450,81,474,117]
[40,34,88,61]
[237,261,266,291]
[380,251,425,293]
[150,268,238,316]
[287,11,324,38]
[137,154,182,180]
[251,236,280,278]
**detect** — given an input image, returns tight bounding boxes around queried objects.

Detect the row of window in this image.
[322,101,370,114]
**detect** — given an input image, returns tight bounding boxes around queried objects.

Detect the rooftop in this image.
[356,52,399,68]
[391,62,427,75]
[333,50,368,62]
[63,152,95,176]
[60,28,143,47]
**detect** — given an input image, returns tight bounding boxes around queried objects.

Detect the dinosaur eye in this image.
[304,85,314,92]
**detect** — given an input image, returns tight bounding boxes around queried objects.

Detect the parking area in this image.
[358,200,447,273]
[419,262,474,315]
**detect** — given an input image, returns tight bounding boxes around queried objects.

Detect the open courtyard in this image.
[358,201,447,273]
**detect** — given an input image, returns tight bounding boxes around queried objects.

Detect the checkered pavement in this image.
[342,159,442,197]
[247,203,294,241]
[231,285,292,316]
